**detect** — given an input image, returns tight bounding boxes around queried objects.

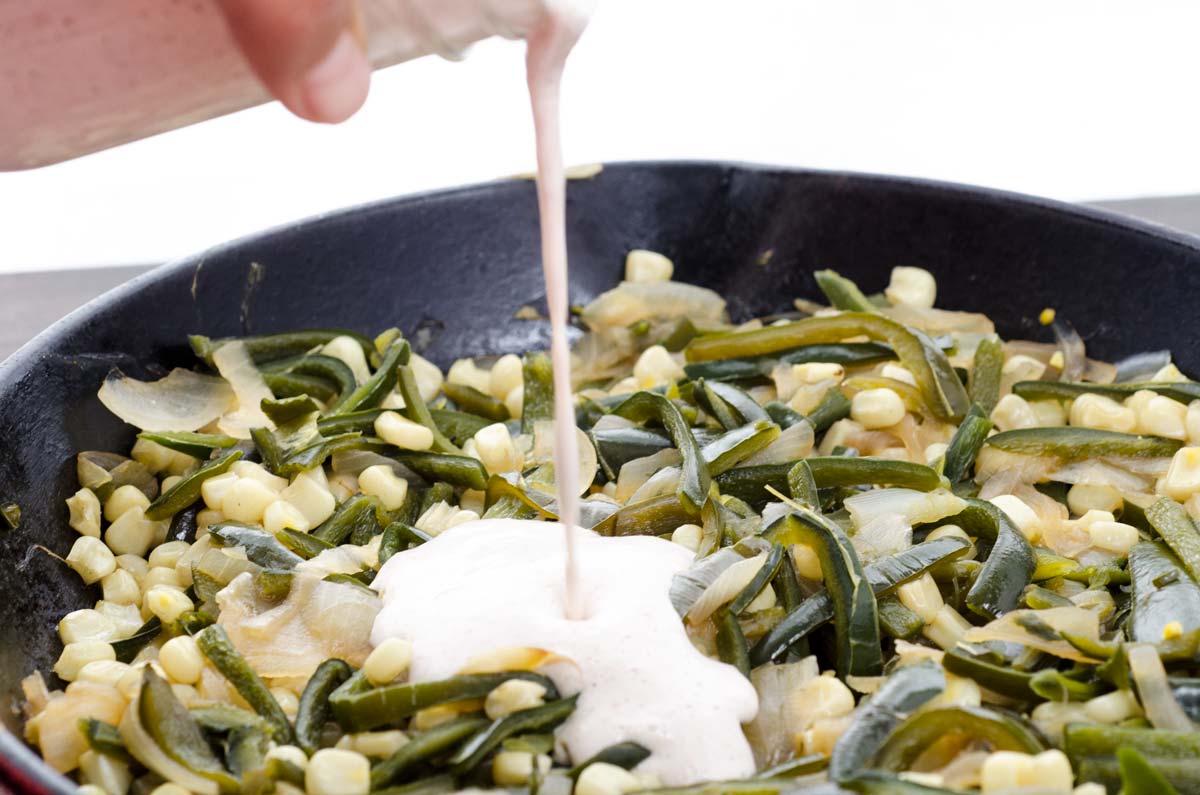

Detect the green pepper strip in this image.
[761,511,881,677]
[814,269,879,312]
[138,668,239,790]
[567,742,652,779]
[312,494,386,545]
[950,499,1036,618]
[756,755,829,780]
[190,330,374,367]
[274,528,334,560]
[749,536,968,665]
[316,409,384,437]
[196,625,295,743]
[943,648,1036,701]
[330,338,410,416]
[685,312,969,421]
[612,391,710,513]
[729,544,785,615]
[79,718,131,763]
[396,364,461,454]
[448,696,577,773]
[372,775,458,795]
[986,427,1183,460]
[521,352,555,434]
[259,355,357,413]
[592,426,673,481]
[714,607,751,678]
[430,408,492,447]
[443,382,510,422]
[379,521,431,564]
[876,595,924,640]
[716,457,940,505]
[695,380,771,430]
[386,450,488,491]
[210,523,304,571]
[829,663,945,781]
[224,723,270,780]
[295,659,353,755]
[1118,747,1182,795]
[112,617,162,664]
[137,431,236,460]
[870,706,1044,771]
[370,716,490,789]
[787,461,820,509]
[840,770,973,794]
[1028,669,1102,702]
[683,360,770,382]
[1065,723,1200,761]
[1129,541,1200,643]
[330,671,560,733]
[942,405,992,483]
[968,337,1004,414]
[1147,498,1200,582]
[1014,379,1200,406]
[145,450,242,520]
[702,421,780,477]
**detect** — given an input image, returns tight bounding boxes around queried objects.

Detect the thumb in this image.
[216,0,371,123]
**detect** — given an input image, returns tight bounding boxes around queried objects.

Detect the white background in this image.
[3,0,1200,273]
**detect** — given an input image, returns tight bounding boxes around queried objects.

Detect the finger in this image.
[216,0,370,123]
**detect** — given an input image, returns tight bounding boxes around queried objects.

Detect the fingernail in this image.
[300,31,371,123]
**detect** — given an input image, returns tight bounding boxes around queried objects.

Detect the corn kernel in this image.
[358,465,410,511]
[1002,354,1048,382]
[149,782,191,795]
[1186,402,1200,445]
[575,762,642,795]
[880,363,917,386]
[797,674,855,722]
[59,609,117,644]
[267,745,309,770]
[79,749,132,795]
[104,484,151,523]
[1030,399,1067,427]
[232,461,289,492]
[281,470,337,526]
[264,500,312,535]
[415,501,480,536]
[923,442,948,466]
[410,704,459,730]
[321,336,372,386]
[850,388,906,429]
[493,751,552,786]
[55,641,116,682]
[409,354,444,402]
[671,523,703,552]
[200,471,239,510]
[988,494,1041,541]
[991,394,1038,431]
[96,601,144,638]
[1083,689,1141,724]
[159,636,204,684]
[447,359,491,394]
[885,266,936,309]
[925,524,975,558]
[67,536,117,584]
[1163,621,1184,641]
[1066,483,1122,516]
[1074,785,1107,795]
[1087,520,1139,555]
[306,748,370,795]
[633,345,685,387]
[801,714,853,756]
[143,567,182,592]
[625,249,674,283]
[1029,749,1074,793]
[66,488,102,538]
[196,508,224,535]
[473,423,522,475]
[144,585,194,624]
[76,660,130,688]
[504,385,524,419]
[221,478,278,523]
[1163,447,1200,501]
[746,585,777,612]
[1135,393,1189,440]
[896,573,943,623]
[488,354,524,400]
[792,362,846,385]
[791,544,823,580]
[817,419,864,456]
[485,679,547,720]
[981,751,1028,792]
[1070,393,1137,433]
[374,411,435,451]
[132,437,198,476]
[272,687,300,717]
[349,731,408,759]
[364,638,414,686]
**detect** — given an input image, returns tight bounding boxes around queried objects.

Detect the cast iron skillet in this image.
[2,161,1199,794]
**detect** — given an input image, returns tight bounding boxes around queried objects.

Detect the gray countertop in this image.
[2,195,1199,363]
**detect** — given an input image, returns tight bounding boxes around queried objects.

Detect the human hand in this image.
[216,0,371,123]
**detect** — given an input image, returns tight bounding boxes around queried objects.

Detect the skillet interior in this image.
[2,160,1199,794]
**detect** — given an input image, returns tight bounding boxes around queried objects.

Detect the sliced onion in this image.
[119,696,219,794]
[850,513,912,562]
[616,448,681,503]
[531,421,599,495]
[844,488,965,529]
[580,281,727,330]
[686,554,767,625]
[591,413,638,432]
[1004,340,1116,384]
[212,340,275,439]
[97,368,234,432]
[1128,644,1195,730]
[743,657,820,768]
[741,421,815,467]
[962,607,1100,662]
[1114,350,1173,383]
[975,448,1056,487]
[669,538,769,618]
[1047,460,1151,492]
[628,463,681,504]
[1051,318,1087,382]
[37,681,125,773]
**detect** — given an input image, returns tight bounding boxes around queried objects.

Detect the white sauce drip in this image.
[371,520,759,784]
[372,7,761,785]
